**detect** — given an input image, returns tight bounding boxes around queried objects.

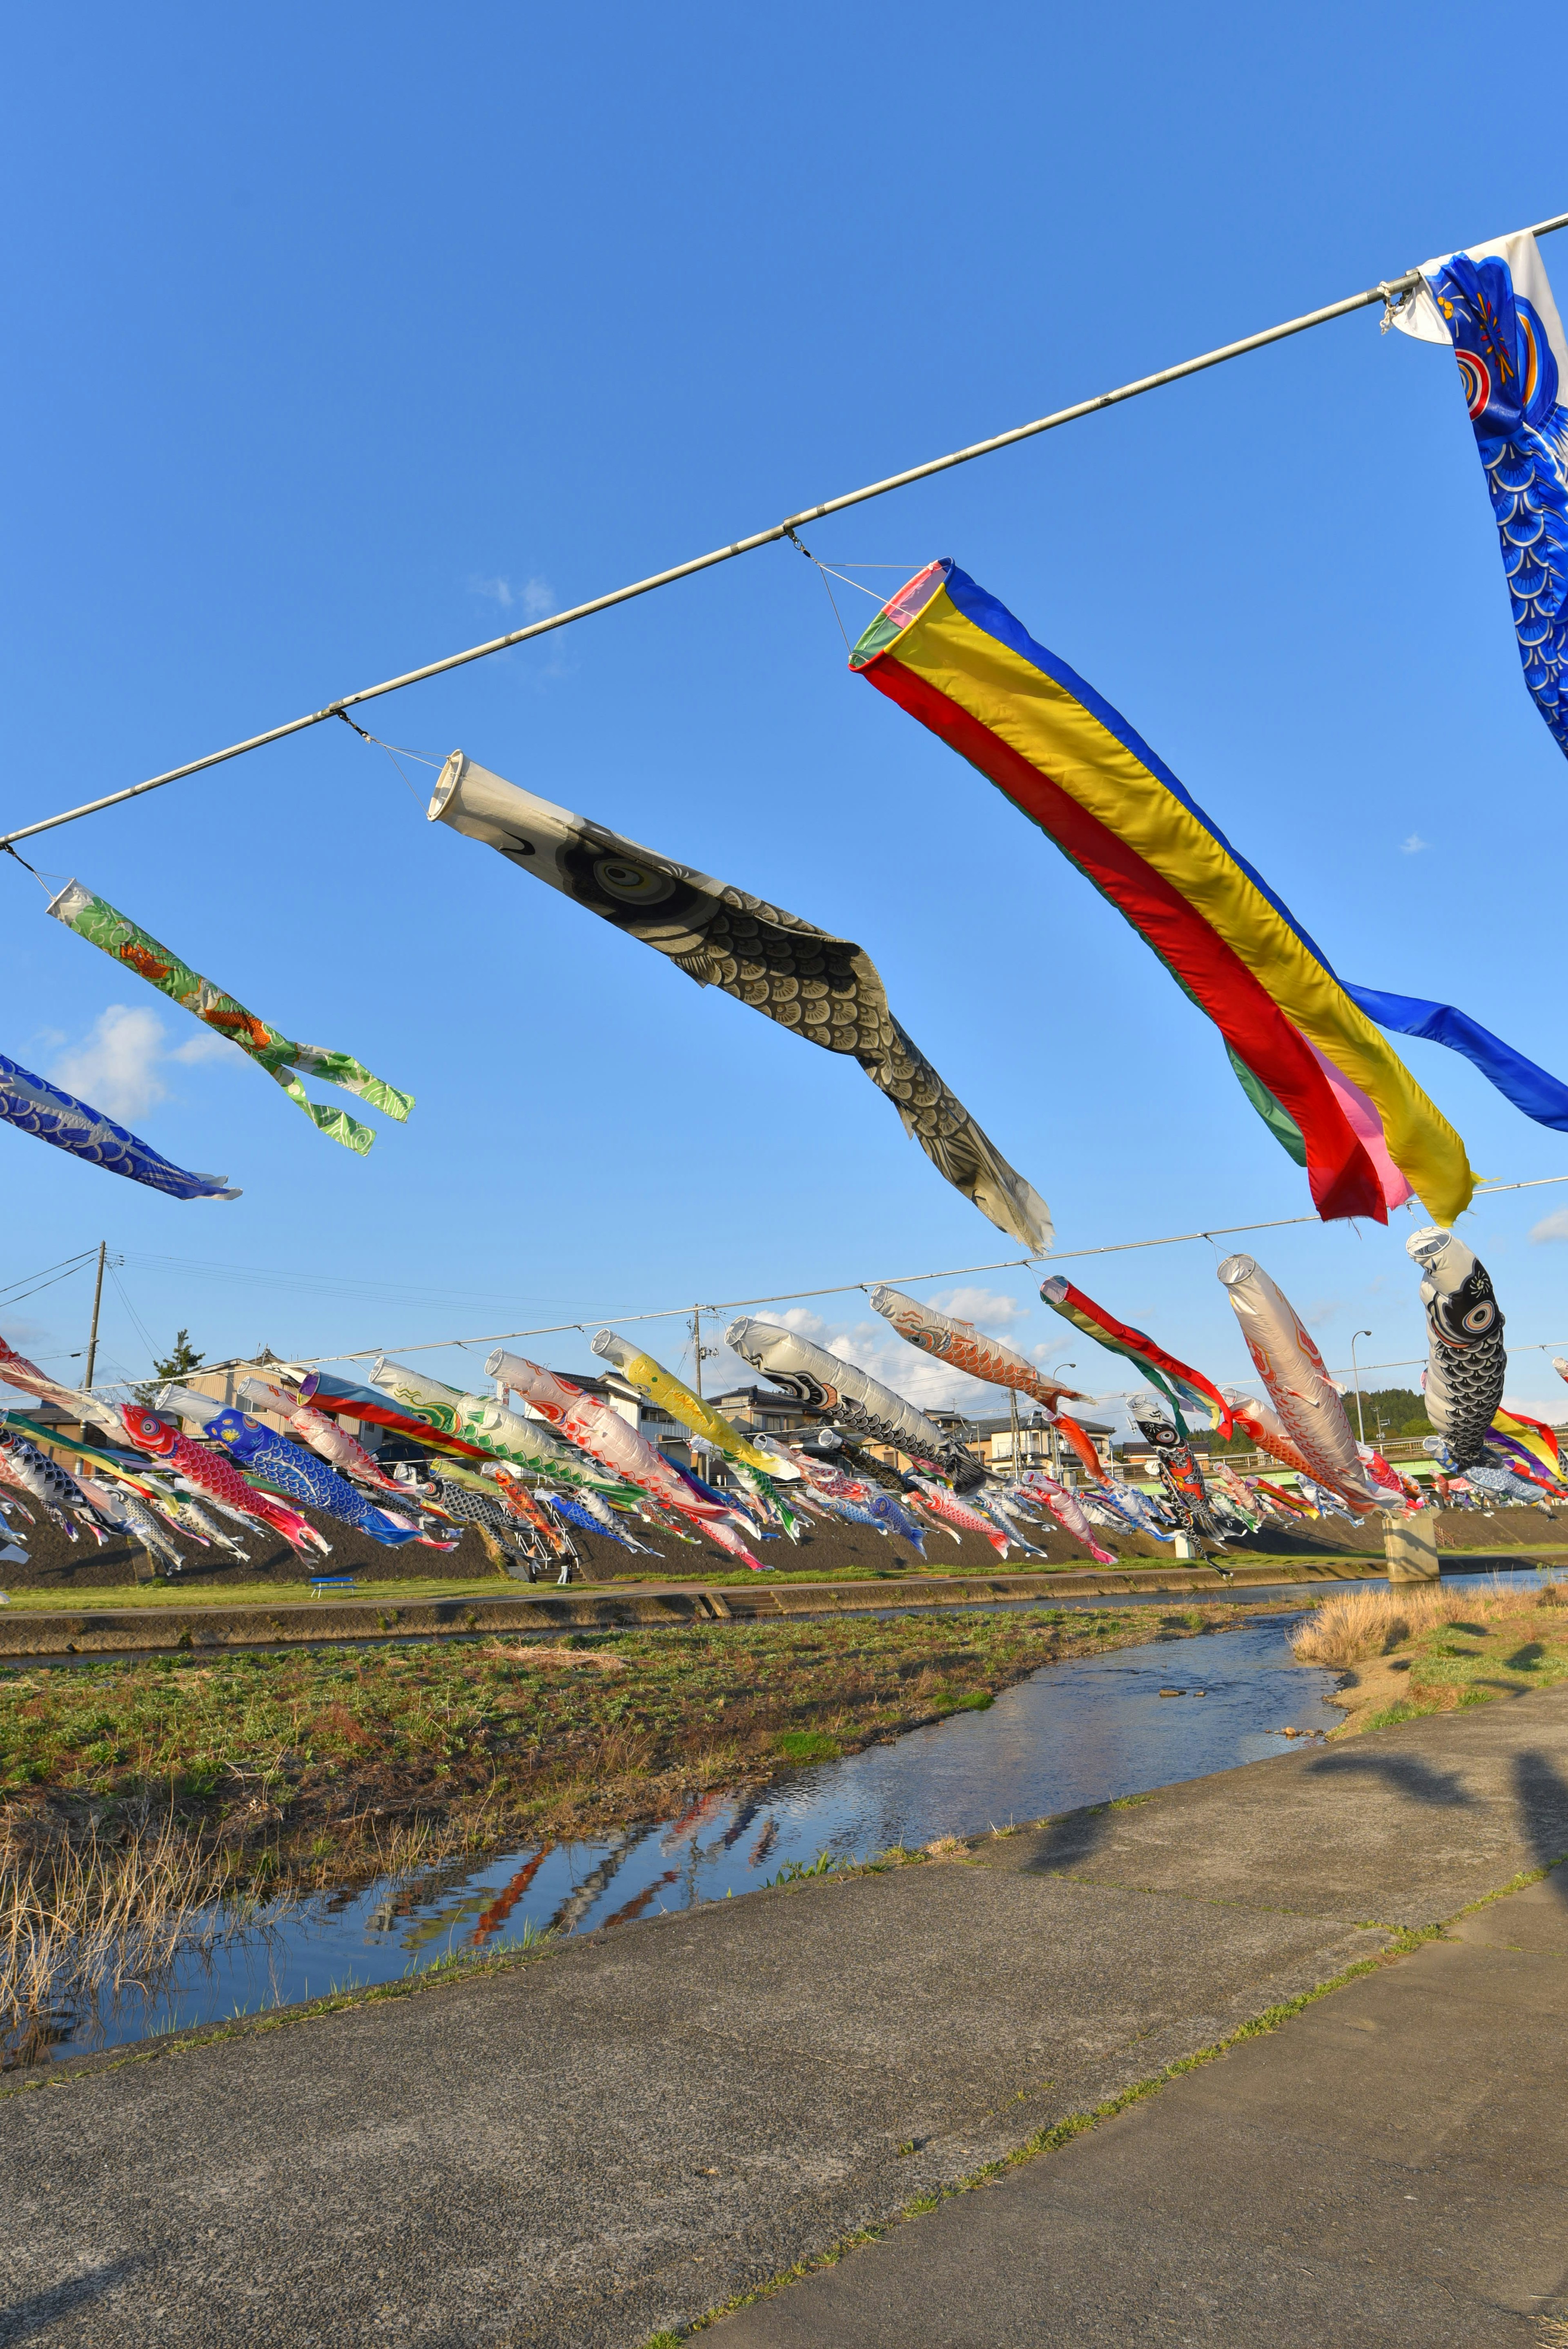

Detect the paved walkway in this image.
[4,1691,1567,2347]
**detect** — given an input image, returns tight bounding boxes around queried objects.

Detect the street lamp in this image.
[1350,1331,1372,1444]
[1047,1364,1076,1475]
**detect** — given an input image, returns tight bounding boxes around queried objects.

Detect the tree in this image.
[134,1329,205,1406]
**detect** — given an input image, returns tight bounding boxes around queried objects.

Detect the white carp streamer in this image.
[1216,1256,1383,1510]
[723,1317,976,1484]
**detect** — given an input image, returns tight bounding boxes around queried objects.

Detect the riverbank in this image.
[1298,1577,1568,1735]
[7,1681,1564,2347]
[1,1602,1298,1869]
[0,1556,1449,1660]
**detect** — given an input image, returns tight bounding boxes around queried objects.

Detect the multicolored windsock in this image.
[1490,1405,1564,1486]
[1039,1275,1231,1437]
[850,562,1483,1224]
[0,1048,240,1201]
[47,880,412,1154]
[426,753,1051,1252]
[1394,227,1568,761]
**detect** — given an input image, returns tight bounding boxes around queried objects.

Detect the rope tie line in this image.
[4,207,1561,854]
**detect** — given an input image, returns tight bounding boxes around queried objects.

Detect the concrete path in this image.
[714,1876,1568,2346]
[4,1690,1568,2348]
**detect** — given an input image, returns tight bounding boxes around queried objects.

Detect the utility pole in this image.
[1009,1386,1022,1476]
[83,1241,107,1393]
[689,1306,717,1400]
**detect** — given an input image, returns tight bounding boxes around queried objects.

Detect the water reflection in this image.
[29,1573,1544,2061]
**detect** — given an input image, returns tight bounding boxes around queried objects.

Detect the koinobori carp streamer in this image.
[1216,1256,1383,1509]
[1407,1227,1506,1469]
[0,1049,240,1201]
[723,1317,980,1488]
[1040,1275,1231,1436]
[426,753,1051,1252]
[47,880,412,1155]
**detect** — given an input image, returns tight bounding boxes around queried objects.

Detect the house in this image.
[980,1413,1116,1475]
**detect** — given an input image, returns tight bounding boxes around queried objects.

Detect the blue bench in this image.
[309,1575,358,1597]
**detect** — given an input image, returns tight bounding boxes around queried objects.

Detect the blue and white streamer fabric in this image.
[1396,227,1568,758]
[0,1048,240,1200]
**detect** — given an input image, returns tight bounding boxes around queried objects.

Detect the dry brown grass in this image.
[481,1641,626,1671]
[1291,1586,1479,1668]
[0,1799,297,2064]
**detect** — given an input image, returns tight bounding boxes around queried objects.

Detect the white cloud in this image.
[470,574,555,620]
[1501,1394,1568,1426]
[1304,1296,1342,1328]
[934,1286,1029,1331]
[171,1028,245,1068]
[1400,834,1429,855]
[48,1005,243,1123]
[50,1005,170,1121]
[1530,1209,1568,1244]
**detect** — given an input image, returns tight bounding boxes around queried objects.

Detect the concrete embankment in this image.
[5,1680,1566,2346]
[0,1555,1399,1656]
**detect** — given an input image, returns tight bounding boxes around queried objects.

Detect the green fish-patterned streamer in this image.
[47,880,412,1153]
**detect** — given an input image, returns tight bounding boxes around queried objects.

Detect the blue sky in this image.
[4,0,1568,1426]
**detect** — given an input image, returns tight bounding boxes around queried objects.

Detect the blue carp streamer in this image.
[204,1410,424,1545]
[0,1049,240,1201]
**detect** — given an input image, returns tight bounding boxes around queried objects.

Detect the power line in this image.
[4,207,1563,855]
[285,1170,1568,1369]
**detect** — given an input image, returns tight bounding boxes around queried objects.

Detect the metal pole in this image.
[1350,1329,1372,1445]
[5,208,1563,856]
[83,1241,107,1393]
[692,1306,703,1401]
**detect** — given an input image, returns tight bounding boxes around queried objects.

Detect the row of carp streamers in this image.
[0,1210,1550,1579]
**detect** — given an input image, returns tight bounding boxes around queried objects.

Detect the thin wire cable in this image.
[0,1261,98,1310]
[0,1248,100,1300]
[107,1265,160,1370]
[287,1171,1568,1368]
[6,205,1564,854]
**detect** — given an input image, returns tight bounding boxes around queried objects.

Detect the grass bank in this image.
[1291,1576,1568,1732]
[0,1602,1287,1870]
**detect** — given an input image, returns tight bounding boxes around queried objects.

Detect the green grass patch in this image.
[0,1577,506,1611]
[773,1731,843,1763]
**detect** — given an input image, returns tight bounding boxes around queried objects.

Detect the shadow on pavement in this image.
[0,2260,143,2345]
[1516,1749,1568,1898]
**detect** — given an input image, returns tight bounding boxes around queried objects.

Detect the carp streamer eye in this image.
[1462,1300,1496,1334]
[591,855,676,906]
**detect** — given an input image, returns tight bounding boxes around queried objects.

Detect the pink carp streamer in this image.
[238,1377,411,1499]
[906,1475,1011,1558]
[1216,1257,1384,1511]
[487,1350,764,1568]
[1017,1470,1116,1565]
